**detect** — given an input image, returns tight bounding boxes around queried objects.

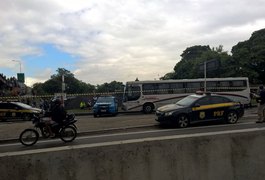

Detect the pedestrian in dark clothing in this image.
[256,85,265,123]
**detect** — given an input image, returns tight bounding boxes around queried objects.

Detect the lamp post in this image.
[12,60,22,73]
[12,59,25,83]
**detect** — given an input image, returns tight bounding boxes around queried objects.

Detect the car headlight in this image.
[164,111,174,116]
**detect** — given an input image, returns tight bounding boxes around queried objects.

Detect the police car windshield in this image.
[14,102,33,109]
[176,95,201,106]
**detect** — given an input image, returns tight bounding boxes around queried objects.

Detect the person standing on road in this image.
[256,85,265,123]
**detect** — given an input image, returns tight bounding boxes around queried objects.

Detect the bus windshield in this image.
[123,85,141,101]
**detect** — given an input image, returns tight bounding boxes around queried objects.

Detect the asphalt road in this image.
[0,116,263,154]
[0,107,260,153]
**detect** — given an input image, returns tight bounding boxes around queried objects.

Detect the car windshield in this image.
[176,95,201,106]
[96,97,113,103]
[14,102,33,109]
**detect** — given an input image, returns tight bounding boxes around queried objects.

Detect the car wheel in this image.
[143,103,154,114]
[226,111,238,124]
[177,114,189,128]
[23,114,32,121]
[93,113,98,118]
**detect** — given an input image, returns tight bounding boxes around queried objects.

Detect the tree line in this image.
[32,68,124,95]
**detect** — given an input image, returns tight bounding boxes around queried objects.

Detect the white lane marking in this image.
[76,121,255,140]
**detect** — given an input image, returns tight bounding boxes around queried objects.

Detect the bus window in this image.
[186,82,203,93]
[143,84,156,95]
[219,81,231,91]
[158,83,170,94]
[231,80,246,90]
[206,81,218,92]
[170,83,184,93]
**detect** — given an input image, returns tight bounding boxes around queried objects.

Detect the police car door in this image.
[191,96,213,122]
[210,96,230,120]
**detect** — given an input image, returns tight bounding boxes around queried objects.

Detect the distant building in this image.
[0,73,27,97]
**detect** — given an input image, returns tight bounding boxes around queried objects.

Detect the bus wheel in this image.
[143,103,154,114]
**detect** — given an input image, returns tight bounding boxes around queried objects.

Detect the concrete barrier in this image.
[1,128,265,180]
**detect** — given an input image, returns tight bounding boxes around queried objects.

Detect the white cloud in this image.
[0,0,265,87]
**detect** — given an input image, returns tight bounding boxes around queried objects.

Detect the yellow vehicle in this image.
[0,102,42,121]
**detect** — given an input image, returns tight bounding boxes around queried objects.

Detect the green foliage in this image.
[163,28,265,84]
[232,28,265,84]
[96,81,124,93]
[32,83,46,95]
[165,45,233,80]
[172,45,211,79]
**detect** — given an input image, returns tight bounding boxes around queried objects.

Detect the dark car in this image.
[93,96,118,117]
[155,93,244,128]
[0,102,42,121]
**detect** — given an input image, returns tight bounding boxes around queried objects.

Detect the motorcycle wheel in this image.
[59,126,77,143]
[19,129,39,146]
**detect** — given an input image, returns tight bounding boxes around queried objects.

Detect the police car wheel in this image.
[226,111,238,124]
[177,114,189,128]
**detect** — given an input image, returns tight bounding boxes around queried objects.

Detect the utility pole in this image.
[12,60,22,73]
[204,61,207,93]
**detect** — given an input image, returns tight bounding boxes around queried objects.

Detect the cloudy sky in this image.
[0,0,264,86]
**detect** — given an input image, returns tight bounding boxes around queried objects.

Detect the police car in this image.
[0,102,42,121]
[155,92,244,128]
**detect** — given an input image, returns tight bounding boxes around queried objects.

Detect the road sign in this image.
[17,73,25,83]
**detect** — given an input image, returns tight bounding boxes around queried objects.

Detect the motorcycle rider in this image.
[44,98,67,137]
[50,98,67,125]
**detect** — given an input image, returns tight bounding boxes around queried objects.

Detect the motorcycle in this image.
[19,114,78,146]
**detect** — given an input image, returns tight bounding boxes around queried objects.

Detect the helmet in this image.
[52,98,62,105]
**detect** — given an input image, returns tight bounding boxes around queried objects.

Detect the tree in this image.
[163,45,234,79]
[169,45,211,79]
[232,28,265,84]
[32,83,46,95]
[96,81,124,94]
[32,68,95,95]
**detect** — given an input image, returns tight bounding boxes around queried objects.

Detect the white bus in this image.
[122,77,250,113]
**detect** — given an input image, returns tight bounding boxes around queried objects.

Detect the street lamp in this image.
[12,60,22,73]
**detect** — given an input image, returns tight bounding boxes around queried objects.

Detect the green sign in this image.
[17,73,25,83]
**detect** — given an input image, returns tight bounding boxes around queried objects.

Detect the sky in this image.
[0,0,265,87]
